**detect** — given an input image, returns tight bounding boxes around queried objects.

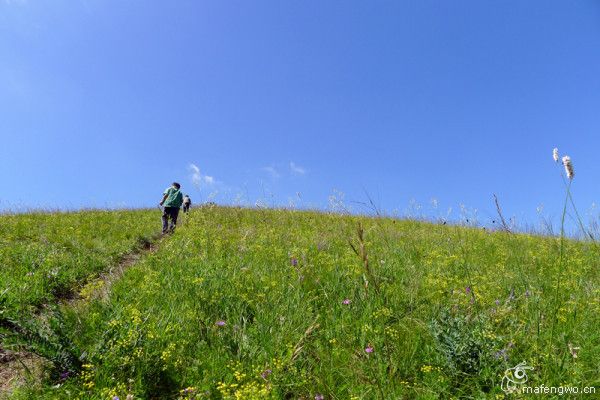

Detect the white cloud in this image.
[262,166,280,179]
[188,163,215,189]
[189,163,201,186]
[290,161,306,175]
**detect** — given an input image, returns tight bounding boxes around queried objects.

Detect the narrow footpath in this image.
[0,232,168,398]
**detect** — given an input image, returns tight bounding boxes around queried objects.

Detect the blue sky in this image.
[1,1,600,229]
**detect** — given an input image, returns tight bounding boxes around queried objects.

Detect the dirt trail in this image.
[68,234,163,306]
[0,233,166,398]
[0,350,49,399]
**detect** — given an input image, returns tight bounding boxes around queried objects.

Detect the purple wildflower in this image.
[465,286,471,294]
[261,369,272,379]
[216,320,226,326]
[59,371,70,381]
[494,341,514,361]
[507,288,515,301]
[113,397,120,400]
[291,257,298,267]
[315,394,324,400]
[365,345,374,354]
[342,299,351,305]
[495,299,500,306]
[494,348,508,361]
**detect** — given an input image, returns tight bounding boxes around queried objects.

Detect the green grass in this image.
[0,208,160,374]
[0,209,158,315]
[5,207,600,399]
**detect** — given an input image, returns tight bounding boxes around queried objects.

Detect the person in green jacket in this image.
[159,182,184,233]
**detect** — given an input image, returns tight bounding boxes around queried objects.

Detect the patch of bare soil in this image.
[0,348,49,399]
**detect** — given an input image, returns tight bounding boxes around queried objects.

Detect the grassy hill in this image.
[2,207,599,399]
[1,210,158,315]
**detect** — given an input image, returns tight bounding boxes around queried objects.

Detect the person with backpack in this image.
[159,182,183,233]
[182,195,192,213]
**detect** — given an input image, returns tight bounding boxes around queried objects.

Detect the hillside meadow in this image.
[0,209,157,395]
[1,206,599,399]
[0,209,158,315]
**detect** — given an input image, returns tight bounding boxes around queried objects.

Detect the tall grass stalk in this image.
[551,179,571,342]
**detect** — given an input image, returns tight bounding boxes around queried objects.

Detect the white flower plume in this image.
[562,156,574,180]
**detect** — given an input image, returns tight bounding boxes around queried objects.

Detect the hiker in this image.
[159,182,183,233]
[182,195,192,213]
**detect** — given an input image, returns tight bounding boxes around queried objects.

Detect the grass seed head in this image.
[562,155,574,179]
